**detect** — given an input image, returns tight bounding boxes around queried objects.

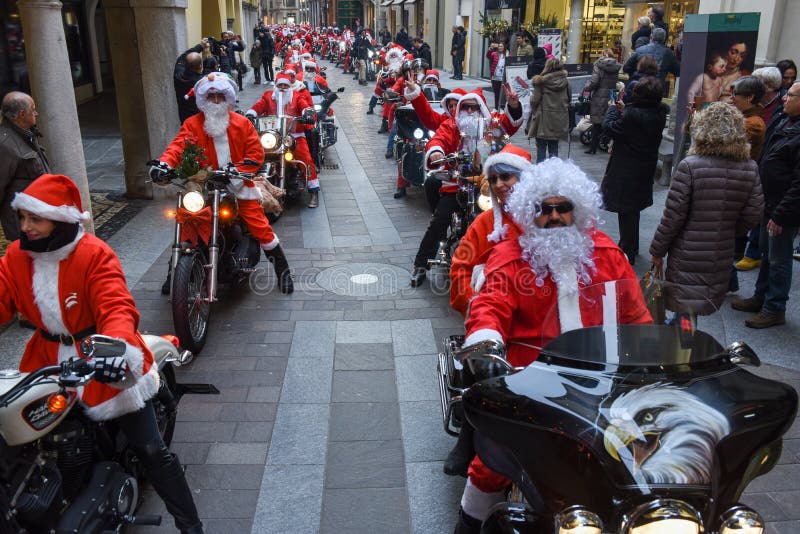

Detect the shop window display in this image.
[579,0,625,63]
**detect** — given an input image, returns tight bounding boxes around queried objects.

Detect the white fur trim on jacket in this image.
[122,340,146,378]
[464,328,503,347]
[404,84,422,102]
[486,190,507,243]
[31,230,85,336]
[504,103,524,127]
[260,236,280,251]
[82,364,160,422]
[424,147,445,170]
[228,178,264,201]
[461,478,506,521]
[12,192,91,225]
[482,152,531,174]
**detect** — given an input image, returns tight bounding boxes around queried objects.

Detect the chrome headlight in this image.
[283,135,296,148]
[477,194,493,212]
[260,131,279,150]
[413,128,424,140]
[621,499,702,534]
[720,505,764,534]
[555,505,603,534]
[182,191,205,213]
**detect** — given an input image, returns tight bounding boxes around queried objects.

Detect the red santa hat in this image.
[12,174,91,225]
[194,72,237,111]
[482,144,533,242]
[302,60,318,72]
[456,88,491,119]
[275,73,292,87]
[440,88,465,117]
[424,69,440,82]
[283,67,297,76]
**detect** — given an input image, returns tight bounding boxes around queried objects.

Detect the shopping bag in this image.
[640,264,666,324]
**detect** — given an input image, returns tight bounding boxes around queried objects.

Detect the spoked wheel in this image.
[580,129,592,146]
[153,365,177,446]
[171,253,210,354]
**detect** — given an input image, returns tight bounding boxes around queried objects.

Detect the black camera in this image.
[206,36,217,45]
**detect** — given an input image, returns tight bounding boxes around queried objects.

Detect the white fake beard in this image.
[273,88,294,114]
[423,84,438,93]
[456,111,483,138]
[517,224,596,291]
[203,102,231,138]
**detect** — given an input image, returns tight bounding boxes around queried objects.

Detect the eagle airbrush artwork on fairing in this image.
[600,383,730,486]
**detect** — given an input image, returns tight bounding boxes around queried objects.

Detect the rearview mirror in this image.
[727,341,761,367]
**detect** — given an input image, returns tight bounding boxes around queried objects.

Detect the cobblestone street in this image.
[1,61,799,533]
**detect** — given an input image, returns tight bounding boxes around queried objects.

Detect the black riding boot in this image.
[146,454,204,534]
[264,244,294,294]
[378,117,389,133]
[443,421,474,477]
[453,507,482,534]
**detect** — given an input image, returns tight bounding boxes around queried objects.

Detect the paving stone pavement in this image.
[1,60,798,533]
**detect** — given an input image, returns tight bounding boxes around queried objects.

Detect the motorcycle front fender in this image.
[481,502,548,534]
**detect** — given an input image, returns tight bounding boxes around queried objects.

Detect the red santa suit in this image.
[159,111,279,250]
[406,86,464,131]
[425,89,524,194]
[2,175,159,422]
[247,77,320,191]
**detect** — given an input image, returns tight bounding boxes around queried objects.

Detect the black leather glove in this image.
[93,356,128,383]
[148,163,172,184]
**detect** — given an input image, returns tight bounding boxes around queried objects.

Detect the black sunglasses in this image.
[461,103,481,112]
[539,201,574,215]
[488,173,516,184]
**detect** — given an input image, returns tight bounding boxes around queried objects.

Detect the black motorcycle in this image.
[439,280,798,533]
[307,86,344,168]
[0,334,216,533]
[148,161,263,353]
[392,103,437,187]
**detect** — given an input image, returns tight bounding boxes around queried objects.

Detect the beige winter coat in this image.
[527,70,570,140]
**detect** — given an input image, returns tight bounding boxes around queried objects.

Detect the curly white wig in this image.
[507,158,603,287]
[194,73,238,111]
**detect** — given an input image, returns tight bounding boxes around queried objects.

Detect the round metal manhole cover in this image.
[315,263,411,297]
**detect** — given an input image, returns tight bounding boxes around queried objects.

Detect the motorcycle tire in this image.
[171,253,210,354]
[153,364,177,446]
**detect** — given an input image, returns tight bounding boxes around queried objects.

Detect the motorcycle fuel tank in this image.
[463,324,798,522]
[0,370,78,447]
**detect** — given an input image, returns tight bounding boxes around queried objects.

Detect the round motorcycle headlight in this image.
[260,132,279,150]
[720,505,764,534]
[621,499,702,534]
[477,194,493,212]
[413,128,424,140]
[284,135,296,148]
[182,191,205,213]
[555,505,603,534]
[314,104,322,112]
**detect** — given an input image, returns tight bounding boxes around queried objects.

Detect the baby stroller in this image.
[575,89,611,152]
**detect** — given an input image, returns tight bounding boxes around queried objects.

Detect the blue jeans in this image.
[743,225,762,260]
[387,121,397,151]
[754,217,798,312]
[535,139,558,163]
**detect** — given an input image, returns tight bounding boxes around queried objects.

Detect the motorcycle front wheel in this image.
[172,253,210,354]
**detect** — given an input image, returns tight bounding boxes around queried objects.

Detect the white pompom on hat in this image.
[11,174,91,225]
[482,144,533,242]
[194,72,238,111]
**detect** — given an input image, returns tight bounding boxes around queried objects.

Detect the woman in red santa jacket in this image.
[0,174,204,534]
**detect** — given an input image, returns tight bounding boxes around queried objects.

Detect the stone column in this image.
[18,0,94,232]
[565,0,583,64]
[104,0,187,199]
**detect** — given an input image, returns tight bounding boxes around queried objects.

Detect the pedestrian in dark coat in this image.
[650,102,763,315]
[601,77,668,264]
[630,16,652,50]
[249,40,262,84]
[450,26,466,79]
[527,58,570,162]
[259,30,275,83]
[526,47,547,79]
[174,43,206,122]
[584,49,620,154]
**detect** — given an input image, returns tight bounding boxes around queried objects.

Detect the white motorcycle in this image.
[0,334,215,533]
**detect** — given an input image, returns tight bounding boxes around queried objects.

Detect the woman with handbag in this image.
[650,102,763,316]
[584,48,620,154]
[527,58,570,162]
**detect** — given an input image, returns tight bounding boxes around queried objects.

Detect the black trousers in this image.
[491,80,503,110]
[453,54,464,77]
[414,192,459,269]
[617,211,640,259]
[263,56,274,81]
[589,123,602,152]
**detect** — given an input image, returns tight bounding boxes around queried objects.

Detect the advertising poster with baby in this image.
[674,12,760,163]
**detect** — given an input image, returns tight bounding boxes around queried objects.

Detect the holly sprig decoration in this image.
[175,136,207,179]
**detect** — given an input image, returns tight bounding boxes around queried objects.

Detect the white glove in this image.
[245,109,257,118]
